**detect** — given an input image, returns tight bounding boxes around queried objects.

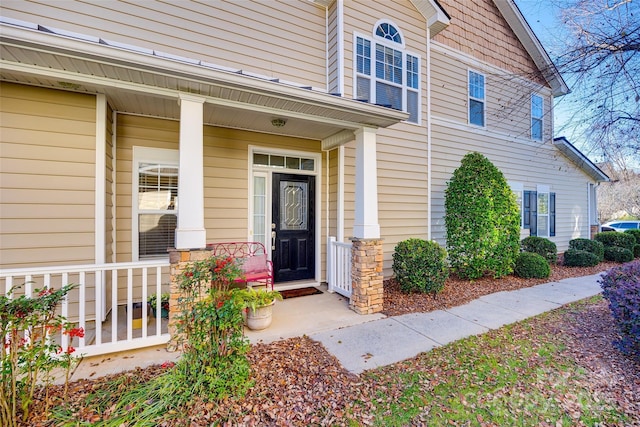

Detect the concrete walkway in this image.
[311,274,603,373]
[66,273,604,382]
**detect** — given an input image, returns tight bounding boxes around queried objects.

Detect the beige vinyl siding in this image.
[0,82,96,268]
[431,46,553,141]
[342,0,427,100]
[115,114,327,278]
[327,148,339,241]
[340,0,430,275]
[430,121,593,252]
[343,124,429,276]
[327,2,340,94]
[2,0,328,89]
[114,115,179,262]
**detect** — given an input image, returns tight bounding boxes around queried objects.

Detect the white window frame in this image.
[536,184,550,238]
[468,69,486,127]
[531,93,543,141]
[132,147,179,261]
[353,20,421,125]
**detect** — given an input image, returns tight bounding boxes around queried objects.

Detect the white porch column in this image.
[353,126,380,239]
[175,94,206,249]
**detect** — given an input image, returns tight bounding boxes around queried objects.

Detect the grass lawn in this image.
[362,297,629,426]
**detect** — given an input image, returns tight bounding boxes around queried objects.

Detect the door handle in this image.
[271,230,276,250]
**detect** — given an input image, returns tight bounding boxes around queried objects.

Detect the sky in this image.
[514,1,577,143]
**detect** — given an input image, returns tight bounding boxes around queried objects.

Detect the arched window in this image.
[375,22,402,43]
[354,21,420,123]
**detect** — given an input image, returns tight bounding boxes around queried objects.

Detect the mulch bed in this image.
[19,261,639,426]
[382,260,621,316]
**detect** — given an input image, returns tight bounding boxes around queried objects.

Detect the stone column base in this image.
[349,238,384,314]
[166,247,211,351]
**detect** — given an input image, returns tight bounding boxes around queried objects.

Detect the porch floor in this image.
[63,284,384,383]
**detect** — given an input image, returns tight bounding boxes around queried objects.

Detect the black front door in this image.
[272,173,315,282]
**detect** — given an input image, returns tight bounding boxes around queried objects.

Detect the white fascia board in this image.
[553,137,610,182]
[492,0,569,97]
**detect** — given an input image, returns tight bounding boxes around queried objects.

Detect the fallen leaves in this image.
[18,261,639,426]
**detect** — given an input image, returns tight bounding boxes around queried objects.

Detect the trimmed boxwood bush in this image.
[624,229,640,244]
[568,238,604,262]
[444,152,520,279]
[563,248,600,267]
[392,238,449,295]
[595,231,636,251]
[520,236,557,264]
[514,252,551,278]
[599,260,640,359]
[623,229,640,258]
[604,246,634,263]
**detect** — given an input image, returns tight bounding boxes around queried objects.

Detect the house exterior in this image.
[0,1,607,355]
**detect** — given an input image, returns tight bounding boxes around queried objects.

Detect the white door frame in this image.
[248,146,322,284]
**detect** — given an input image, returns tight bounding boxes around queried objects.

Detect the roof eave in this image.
[0,22,408,129]
[493,0,570,97]
[409,0,451,37]
[553,137,610,182]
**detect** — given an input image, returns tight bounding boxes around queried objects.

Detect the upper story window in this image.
[531,94,543,140]
[355,21,420,123]
[468,70,485,127]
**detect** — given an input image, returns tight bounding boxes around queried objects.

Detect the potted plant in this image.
[235,287,282,330]
[147,292,170,319]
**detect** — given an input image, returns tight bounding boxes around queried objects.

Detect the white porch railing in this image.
[1,261,171,357]
[327,237,352,298]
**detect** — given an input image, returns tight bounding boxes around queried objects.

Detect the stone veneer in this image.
[349,238,384,314]
[166,247,211,351]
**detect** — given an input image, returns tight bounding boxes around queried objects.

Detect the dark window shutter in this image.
[550,192,556,237]
[523,191,531,229]
[529,191,538,236]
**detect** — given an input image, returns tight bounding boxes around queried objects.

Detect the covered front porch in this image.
[1,20,408,357]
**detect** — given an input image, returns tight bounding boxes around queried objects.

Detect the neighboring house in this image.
[0,1,607,355]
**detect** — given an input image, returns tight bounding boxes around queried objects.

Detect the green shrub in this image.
[444,152,521,279]
[520,236,557,264]
[563,249,600,267]
[514,252,551,278]
[568,238,604,262]
[392,238,449,295]
[624,229,640,244]
[634,244,640,258]
[604,246,634,263]
[595,232,636,251]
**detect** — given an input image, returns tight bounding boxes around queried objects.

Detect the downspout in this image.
[426,26,432,240]
[587,182,591,233]
[337,0,345,242]
[337,0,344,96]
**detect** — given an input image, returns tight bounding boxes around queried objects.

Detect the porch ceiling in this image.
[0,21,408,141]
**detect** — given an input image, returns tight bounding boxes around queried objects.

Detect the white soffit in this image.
[410,0,451,36]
